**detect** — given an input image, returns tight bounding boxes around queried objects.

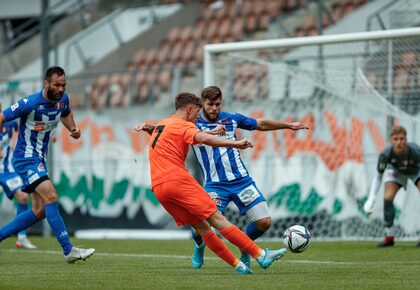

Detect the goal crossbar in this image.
[204,27,420,86]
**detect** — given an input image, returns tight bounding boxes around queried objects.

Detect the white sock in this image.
[257,249,266,260]
[234,261,246,269]
[17,233,26,240]
[385,226,394,237]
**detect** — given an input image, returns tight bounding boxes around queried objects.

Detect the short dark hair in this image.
[201,86,222,101]
[44,66,65,82]
[175,92,202,110]
[390,125,407,137]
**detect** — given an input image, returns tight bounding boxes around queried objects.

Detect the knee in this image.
[32,206,46,220]
[14,191,28,204]
[193,222,211,237]
[254,217,272,231]
[45,191,59,203]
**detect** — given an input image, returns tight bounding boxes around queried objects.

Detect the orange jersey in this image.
[149,115,200,187]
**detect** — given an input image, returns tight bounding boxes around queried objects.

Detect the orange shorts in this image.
[152,179,217,226]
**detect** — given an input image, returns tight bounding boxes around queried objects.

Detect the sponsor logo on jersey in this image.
[11,103,19,111]
[55,102,65,110]
[208,191,222,206]
[38,105,45,110]
[33,120,59,131]
[38,163,45,172]
[28,173,40,184]
[219,117,229,125]
[34,121,46,131]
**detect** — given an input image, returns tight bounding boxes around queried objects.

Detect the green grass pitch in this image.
[0,237,419,290]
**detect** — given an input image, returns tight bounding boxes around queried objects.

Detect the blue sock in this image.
[0,209,39,241]
[17,203,28,237]
[191,227,204,247]
[245,222,266,241]
[44,202,73,255]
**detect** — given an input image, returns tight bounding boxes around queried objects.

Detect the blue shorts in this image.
[13,159,49,193]
[0,172,23,199]
[204,176,266,215]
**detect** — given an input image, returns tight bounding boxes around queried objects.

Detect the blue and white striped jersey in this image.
[3,90,71,162]
[192,111,257,183]
[0,120,18,173]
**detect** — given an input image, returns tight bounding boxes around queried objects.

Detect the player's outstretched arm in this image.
[133,122,155,136]
[61,112,81,139]
[194,131,253,149]
[363,173,383,215]
[204,125,226,135]
[256,119,309,131]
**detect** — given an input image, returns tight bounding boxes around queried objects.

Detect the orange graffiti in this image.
[61,117,89,154]
[128,127,152,154]
[250,111,266,160]
[367,120,386,152]
[91,122,115,147]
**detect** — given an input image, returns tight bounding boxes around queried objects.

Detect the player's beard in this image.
[203,109,218,122]
[46,87,64,102]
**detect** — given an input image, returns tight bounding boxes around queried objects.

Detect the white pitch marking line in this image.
[3,249,420,265]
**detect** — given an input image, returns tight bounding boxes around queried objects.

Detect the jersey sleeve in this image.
[232,113,257,130]
[13,120,18,132]
[61,94,72,117]
[3,98,32,121]
[183,125,201,145]
[376,150,389,174]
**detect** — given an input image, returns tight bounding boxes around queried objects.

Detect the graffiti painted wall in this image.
[1,100,419,238]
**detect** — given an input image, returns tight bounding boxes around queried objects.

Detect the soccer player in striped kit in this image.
[135,92,288,274]
[190,86,308,268]
[0,112,36,249]
[0,66,95,263]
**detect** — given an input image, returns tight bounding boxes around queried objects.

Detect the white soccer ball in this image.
[282,225,311,253]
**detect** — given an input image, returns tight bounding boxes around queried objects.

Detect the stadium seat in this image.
[259,12,271,31]
[331,3,343,21]
[304,15,317,36]
[134,72,148,104]
[89,74,110,110]
[267,0,281,19]
[158,69,172,92]
[167,27,181,43]
[342,0,356,16]
[206,18,219,40]
[400,52,417,70]
[195,41,206,64]
[219,17,231,39]
[145,48,159,69]
[393,65,411,93]
[245,13,258,33]
[157,40,171,66]
[231,17,244,41]
[180,26,194,43]
[193,18,205,41]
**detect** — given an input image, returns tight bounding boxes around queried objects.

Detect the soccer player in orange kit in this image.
[134,92,287,274]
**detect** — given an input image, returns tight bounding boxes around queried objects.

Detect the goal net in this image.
[204,28,420,240]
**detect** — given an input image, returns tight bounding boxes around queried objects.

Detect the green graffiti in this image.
[55,173,159,209]
[133,186,141,202]
[145,187,160,206]
[107,180,129,204]
[333,198,342,215]
[267,183,323,215]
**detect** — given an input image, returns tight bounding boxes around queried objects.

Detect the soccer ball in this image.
[282,225,311,253]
